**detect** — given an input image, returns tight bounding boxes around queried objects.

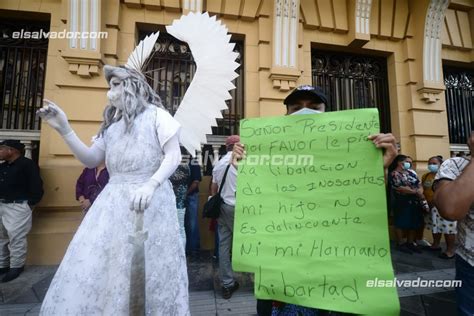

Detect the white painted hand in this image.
[130,179,160,213]
[37,99,72,136]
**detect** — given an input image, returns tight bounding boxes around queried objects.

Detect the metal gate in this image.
[311,50,391,133]
[141,31,243,136]
[0,20,48,131]
[444,67,473,145]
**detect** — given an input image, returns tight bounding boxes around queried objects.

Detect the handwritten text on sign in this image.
[232,109,399,315]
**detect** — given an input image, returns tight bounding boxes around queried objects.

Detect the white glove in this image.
[37,99,73,136]
[130,179,160,213]
[129,132,181,212]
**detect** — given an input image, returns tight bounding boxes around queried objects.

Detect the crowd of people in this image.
[0,82,471,315]
[213,86,473,316]
[388,154,458,259]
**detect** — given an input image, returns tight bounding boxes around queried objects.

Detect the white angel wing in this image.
[166,12,240,156]
[125,32,160,72]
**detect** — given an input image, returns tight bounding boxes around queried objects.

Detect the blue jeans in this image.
[185,193,200,252]
[456,255,474,316]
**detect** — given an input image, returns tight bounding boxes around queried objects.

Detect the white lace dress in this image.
[40,106,190,315]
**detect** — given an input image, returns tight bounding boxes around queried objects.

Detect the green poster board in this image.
[232,109,399,315]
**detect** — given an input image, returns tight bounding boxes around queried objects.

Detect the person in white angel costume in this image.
[37,12,239,315]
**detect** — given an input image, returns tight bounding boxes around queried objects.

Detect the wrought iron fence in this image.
[444,67,473,145]
[311,50,391,132]
[141,31,243,136]
[0,20,48,130]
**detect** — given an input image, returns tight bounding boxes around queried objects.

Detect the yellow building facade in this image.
[0,0,472,264]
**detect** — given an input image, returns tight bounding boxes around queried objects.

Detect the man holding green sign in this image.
[231,86,399,315]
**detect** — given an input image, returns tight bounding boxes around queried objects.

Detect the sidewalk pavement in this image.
[0,243,458,316]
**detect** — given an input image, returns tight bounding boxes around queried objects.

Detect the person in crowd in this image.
[231,85,398,315]
[207,195,219,260]
[403,156,432,248]
[185,154,202,254]
[389,154,425,254]
[422,156,457,258]
[169,147,191,247]
[211,135,240,299]
[433,131,474,316]
[0,140,43,282]
[76,161,109,213]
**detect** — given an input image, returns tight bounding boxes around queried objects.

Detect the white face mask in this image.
[107,78,124,110]
[290,108,322,115]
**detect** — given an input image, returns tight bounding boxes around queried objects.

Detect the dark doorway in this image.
[311,50,391,133]
[140,31,244,136]
[0,18,49,131]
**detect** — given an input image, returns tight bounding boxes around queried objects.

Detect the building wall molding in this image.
[271,0,300,91]
[182,0,202,14]
[418,0,449,103]
[348,0,372,47]
[64,0,103,78]
[61,51,104,78]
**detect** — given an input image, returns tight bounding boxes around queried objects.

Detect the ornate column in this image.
[269,0,301,91]
[211,145,221,166]
[22,141,33,159]
[348,0,372,47]
[417,0,449,103]
[196,150,203,168]
[182,0,202,14]
[61,0,103,78]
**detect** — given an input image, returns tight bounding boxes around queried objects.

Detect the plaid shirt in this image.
[435,157,474,266]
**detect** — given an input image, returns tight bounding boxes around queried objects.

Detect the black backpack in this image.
[203,165,231,219]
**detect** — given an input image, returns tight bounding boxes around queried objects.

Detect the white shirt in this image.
[212,152,237,206]
[435,157,474,266]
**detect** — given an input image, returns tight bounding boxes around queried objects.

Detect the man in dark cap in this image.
[283,84,327,114]
[0,140,43,282]
[211,135,241,299]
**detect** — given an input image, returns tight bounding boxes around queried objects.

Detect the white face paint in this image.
[107,77,124,110]
[290,108,322,115]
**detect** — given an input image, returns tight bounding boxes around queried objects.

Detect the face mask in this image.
[428,164,439,173]
[402,162,411,170]
[290,108,322,115]
[107,80,124,110]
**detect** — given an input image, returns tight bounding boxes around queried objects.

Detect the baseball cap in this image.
[283,85,328,106]
[225,135,240,146]
[0,140,25,152]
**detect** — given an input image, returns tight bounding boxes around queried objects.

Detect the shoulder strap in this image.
[218,165,231,195]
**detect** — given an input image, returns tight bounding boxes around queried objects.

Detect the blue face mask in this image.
[428,164,439,173]
[403,162,411,170]
[290,108,322,115]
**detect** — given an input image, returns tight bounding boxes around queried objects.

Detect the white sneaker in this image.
[416,239,431,247]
